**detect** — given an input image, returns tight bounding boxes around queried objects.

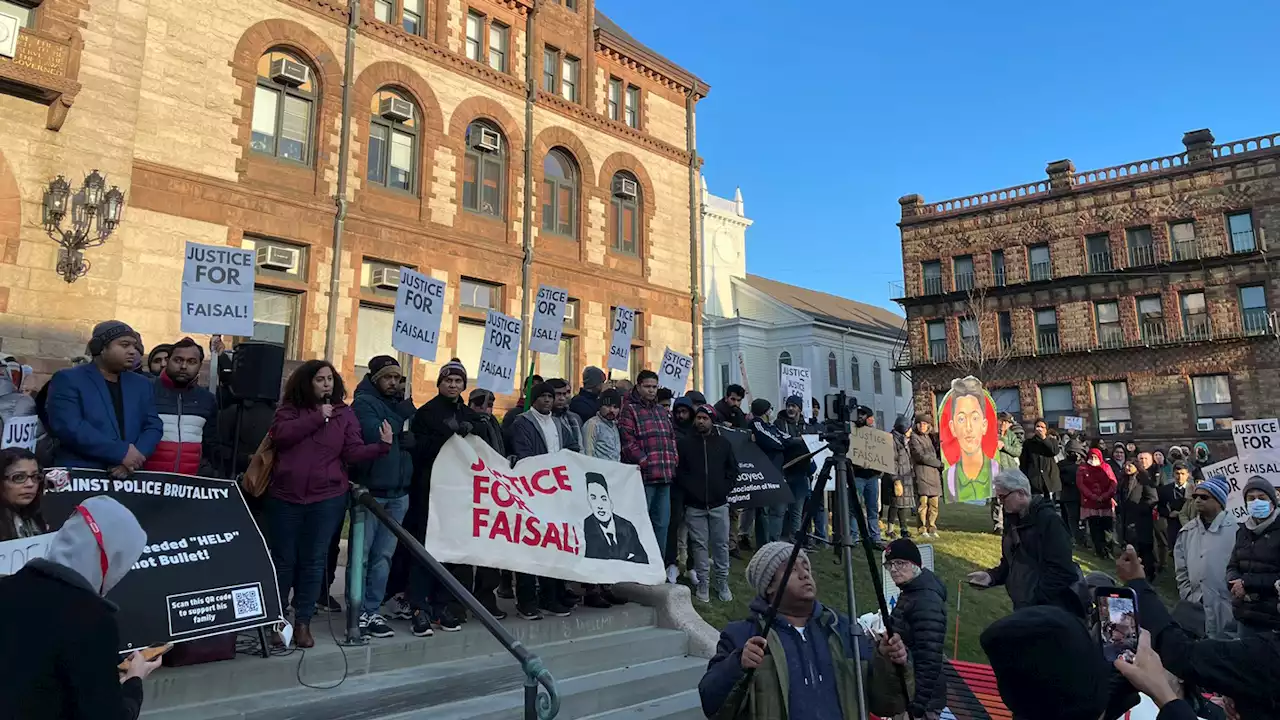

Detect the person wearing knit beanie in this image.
[1196,475,1230,510]
[367,355,402,384]
[749,397,772,420]
[744,541,805,599]
[437,358,467,391]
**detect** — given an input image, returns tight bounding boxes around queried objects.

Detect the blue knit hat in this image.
[1197,476,1230,509]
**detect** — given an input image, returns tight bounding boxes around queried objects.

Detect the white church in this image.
[700,181,913,427]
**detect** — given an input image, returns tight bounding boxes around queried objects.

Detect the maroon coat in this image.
[268,402,388,504]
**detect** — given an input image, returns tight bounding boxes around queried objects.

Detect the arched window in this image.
[610,171,640,254]
[464,120,505,218]
[779,351,792,372]
[541,149,577,238]
[873,360,883,394]
[367,88,417,192]
[827,351,838,387]
[252,50,317,164]
[894,371,903,397]
[850,356,861,391]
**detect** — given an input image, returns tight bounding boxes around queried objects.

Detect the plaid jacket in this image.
[618,387,678,485]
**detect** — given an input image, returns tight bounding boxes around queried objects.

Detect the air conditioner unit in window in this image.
[470,127,501,153]
[1196,418,1215,432]
[372,267,400,290]
[379,97,414,122]
[612,176,638,200]
[1098,422,1117,435]
[269,57,310,87]
[256,245,299,273]
[563,302,576,325]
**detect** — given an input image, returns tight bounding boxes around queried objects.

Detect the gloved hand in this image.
[458,421,474,437]
[444,416,460,433]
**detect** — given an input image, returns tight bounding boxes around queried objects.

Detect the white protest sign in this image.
[181,242,254,336]
[426,436,665,585]
[658,347,693,394]
[530,285,568,355]
[2,415,39,451]
[477,310,521,393]
[609,306,636,372]
[779,365,812,417]
[0,533,51,576]
[1229,417,1280,512]
[1059,415,1085,432]
[804,435,836,492]
[392,267,446,361]
[1201,458,1250,522]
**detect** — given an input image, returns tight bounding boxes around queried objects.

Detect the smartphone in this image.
[1095,587,1139,663]
[117,643,173,671]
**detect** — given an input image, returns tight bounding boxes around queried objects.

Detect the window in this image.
[624,85,640,128]
[563,298,579,329]
[540,336,577,384]
[992,387,1022,424]
[1086,233,1112,273]
[959,317,980,355]
[872,361,883,394]
[1093,381,1132,434]
[459,278,502,310]
[466,12,484,61]
[934,391,946,415]
[926,321,947,361]
[541,149,577,238]
[1028,244,1051,281]
[560,56,579,102]
[998,311,1013,350]
[402,0,423,34]
[488,23,508,72]
[1127,227,1155,267]
[456,320,486,379]
[1192,375,1232,431]
[1096,301,1122,348]
[827,352,838,387]
[0,0,35,26]
[542,47,557,92]
[1138,295,1165,343]
[252,289,301,359]
[850,356,861,391]
[355,304,399,376]
[1181,291,1209,339]
[779,351,792,370]
[719,363,731,398]
[953,255,974,292]
[991,250,1006,287]
[894,371,903,397]
[367,89,417,192]
[463,121,504,218]
[374,0,393,22]
[875,411,886,429]
[1170,221,1198,261]
[252,50,316,164]
[1036,308,1059,354]
[1228,211,1256,253]
[1240,285,1269,335]
[1039,384,1074,428]
[609,171,640,254]
[921,261,942,295]
[607,78,622,121]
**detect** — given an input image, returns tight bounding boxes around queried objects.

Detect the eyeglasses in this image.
[882,559,915,571]
[1191,494,1213,501]
[3,471,41,486]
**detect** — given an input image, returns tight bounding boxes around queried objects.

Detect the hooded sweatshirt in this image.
[1077,449,1118,512]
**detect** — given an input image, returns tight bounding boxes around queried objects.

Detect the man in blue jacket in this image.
[46,320,162,476]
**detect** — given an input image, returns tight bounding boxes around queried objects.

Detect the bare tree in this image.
[948,285,1019,381]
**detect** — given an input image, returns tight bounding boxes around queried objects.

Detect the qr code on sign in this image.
[232,586,263,619]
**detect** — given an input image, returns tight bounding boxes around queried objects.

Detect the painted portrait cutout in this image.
[937,376,1000,503]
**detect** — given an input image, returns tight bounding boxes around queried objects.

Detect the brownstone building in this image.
[0,0,706,400]
[894,129,1280,453]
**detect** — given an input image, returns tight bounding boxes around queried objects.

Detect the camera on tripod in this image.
[823,391,874,427]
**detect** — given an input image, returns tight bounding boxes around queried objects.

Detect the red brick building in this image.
[894,129,1280,453]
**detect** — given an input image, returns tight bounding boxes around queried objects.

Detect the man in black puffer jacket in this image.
[885,538,948,719]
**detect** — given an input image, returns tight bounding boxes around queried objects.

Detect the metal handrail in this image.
[345,484,559,720]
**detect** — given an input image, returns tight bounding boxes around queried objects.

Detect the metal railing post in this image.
[343,492,369,645]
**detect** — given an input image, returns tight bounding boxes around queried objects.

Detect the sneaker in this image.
[517,604,543,621]
[317,594,343,614]
[480,602,508,621]
[365,613,395,638]
[601,588,627,606]
[686,569,700,586]
[716,583,734,603]
[899,528,912,539]
[496,585,515,600]
[560,588,582,607]
[666,564,679,584]
[695,584,710,603]
[584,592,612,609]
[433,610,462,632]
[539,600,572,617]
[410,610,435,637]
[388,594,412,621]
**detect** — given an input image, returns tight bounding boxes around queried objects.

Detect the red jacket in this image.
[618,387,678,485]
[268,402,388,505]
[142,373,218,476]
[1077,449,1118,511]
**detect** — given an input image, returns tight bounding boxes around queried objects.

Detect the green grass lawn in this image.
[686,502,1178,663]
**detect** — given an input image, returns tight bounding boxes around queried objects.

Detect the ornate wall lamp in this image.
[41,169,125,283]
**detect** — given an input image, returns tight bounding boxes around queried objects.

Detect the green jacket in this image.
[997,425,1023,472]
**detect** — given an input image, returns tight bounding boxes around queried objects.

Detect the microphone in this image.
[323,393,331,423]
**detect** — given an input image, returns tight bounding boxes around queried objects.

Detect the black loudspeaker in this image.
[230,342,285,402]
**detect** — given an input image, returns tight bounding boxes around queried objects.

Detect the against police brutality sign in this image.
[181,242,254,336]
[392,267,446,361]
[658,347,692,394]
[609,306,636,372]
[530,285,568,355]
[477,310,521,393]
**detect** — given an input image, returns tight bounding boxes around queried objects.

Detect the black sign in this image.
[42,469,283,652]
[722,428,794,509]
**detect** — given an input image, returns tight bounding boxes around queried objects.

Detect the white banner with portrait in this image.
[425,436,665,585]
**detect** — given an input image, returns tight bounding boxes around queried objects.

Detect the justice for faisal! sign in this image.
[181,242,254,336]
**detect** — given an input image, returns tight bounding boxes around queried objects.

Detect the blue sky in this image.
[598,0,1280,313]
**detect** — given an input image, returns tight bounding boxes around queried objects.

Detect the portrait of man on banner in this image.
[937,375,1000,503]
[582,472,648,564]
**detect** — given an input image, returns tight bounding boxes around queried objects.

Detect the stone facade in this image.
[895,128,1280,454]
[0,0,708,405]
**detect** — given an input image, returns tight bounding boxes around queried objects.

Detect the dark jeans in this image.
[665,485,685,567]
[516,574,564,608]
[1087,515,1114,557]
[1060,499,1082,544]
[267,494,347,625]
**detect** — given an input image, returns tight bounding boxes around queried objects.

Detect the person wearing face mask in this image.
[1226,477,1280,639]
[1078,448,1119,558]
